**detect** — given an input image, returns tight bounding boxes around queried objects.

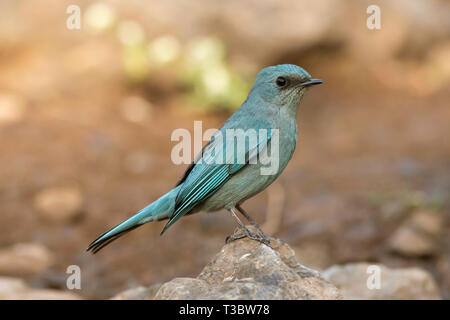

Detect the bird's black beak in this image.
[300,78,323,87]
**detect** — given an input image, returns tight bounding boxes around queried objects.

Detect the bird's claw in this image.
[226,226,272,247]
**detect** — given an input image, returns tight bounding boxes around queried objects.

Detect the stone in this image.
[110,284,162,300]
[387,210,443,257]
[0,243,54,276]
[388,227,436,257]
[34,186,84,223]
[323,263,441,300]
[0,277,82,300]
[0,93,25,125]
[152,227,341,300]
[408,210,443,236]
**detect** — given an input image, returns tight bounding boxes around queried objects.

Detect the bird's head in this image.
[250,64,322,112]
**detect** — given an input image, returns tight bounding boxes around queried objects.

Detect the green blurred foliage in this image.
[84,2,250,111]
[124,32,249,110]
[122,43,150,82]
[179,37,249,111]
[368,189,446,213]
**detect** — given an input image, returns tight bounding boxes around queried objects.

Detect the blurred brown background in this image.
[0,0,449,299]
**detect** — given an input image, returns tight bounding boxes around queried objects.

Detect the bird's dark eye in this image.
[275,76,288,88]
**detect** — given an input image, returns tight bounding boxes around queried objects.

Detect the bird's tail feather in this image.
[86,186,179,254]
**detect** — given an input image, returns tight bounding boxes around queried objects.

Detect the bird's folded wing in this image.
[161,122,272,233]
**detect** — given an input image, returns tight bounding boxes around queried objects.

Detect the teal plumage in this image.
[87,64,322,253]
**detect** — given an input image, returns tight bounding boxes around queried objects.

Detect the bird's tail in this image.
[86,186,180,254]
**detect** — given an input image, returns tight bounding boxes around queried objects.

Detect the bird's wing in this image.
[161,121,272,234]
[174,138,214,187]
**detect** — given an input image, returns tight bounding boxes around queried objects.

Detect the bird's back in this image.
[197,99,298,212]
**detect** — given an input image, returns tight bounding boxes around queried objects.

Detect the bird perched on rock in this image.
[87,64,322,253]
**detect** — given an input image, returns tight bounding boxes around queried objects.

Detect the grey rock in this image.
[152,227,341,300]
[323,263,441,300]
[0,243,54,276]
[0,92,25,125]
[0,277,82,300]
[33,186,84,223]
[110,283,162,300]
[388,210,443,257]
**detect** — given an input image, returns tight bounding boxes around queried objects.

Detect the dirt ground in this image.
[0,1,449,299]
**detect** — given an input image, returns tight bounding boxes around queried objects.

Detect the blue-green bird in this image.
[87,64,322,253]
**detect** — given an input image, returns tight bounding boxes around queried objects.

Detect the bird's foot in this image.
[233,205,276,246]
[226,226,271,247]
[251,227,280,245]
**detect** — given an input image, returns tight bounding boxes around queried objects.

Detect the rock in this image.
[323,263,441,300]
[120,95,153,124]
[0,277,82,300]
[151,227,341,300]
[0,93,25,125]
[387,210,443,257]
[0,243,54,276]
[33,186,84,223]
[408,210,443,236]
[388,227,435,257]
[110,284,162,300]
